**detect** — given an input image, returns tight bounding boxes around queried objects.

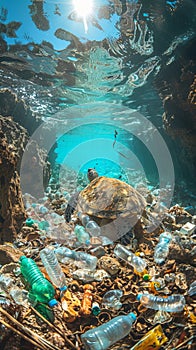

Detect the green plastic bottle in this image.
[19,256,57,307]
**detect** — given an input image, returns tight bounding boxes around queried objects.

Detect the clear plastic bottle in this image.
[81,312,136,350]
[114,244,147,273]
[154,232,172,264]
[102,289,123,310]
[40,247,67,291]
[137,293,186,312]
[74,225,90,244]
[78,212,101,237]
[188,281,196,296]
[86,220,101,237]
[19,256,57,307]
[78,212,90,226]
[54,246,98,270]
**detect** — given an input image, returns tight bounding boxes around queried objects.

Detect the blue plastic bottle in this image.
[81,312,136,350]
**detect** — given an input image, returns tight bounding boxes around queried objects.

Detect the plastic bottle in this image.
[137,293,186,312]
[154,232,172,264]
[188,281,196,296]
[78,212,90,226]
[74,225,90,244]
[72,269,110,283]
[78,212,101,237]
[19,256,57,307]
[114,244,147,273]
[40,247,67,291]
[54,246,98,270]
[130,324,168,350]
[102,289,123,310]
[86,220,101,237]
[81,312,136,350]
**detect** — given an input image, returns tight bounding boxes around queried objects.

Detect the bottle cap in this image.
[129,312,137,321]
[26,218,35,226]
[143,274,150,281]
[19,255,27,262]
[48,299,58,307]
[59,285,67,292]
[137,294,142,301]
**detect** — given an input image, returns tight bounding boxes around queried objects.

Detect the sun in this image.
[73,0,94,33]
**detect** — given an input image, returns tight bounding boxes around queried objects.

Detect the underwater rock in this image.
[155,38,196,181]
[0,116,27,243]
[0,88,42,135]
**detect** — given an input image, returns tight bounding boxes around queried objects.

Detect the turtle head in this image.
[87,168,98,182]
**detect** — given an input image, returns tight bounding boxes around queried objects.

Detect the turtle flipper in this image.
[64,192,80,222]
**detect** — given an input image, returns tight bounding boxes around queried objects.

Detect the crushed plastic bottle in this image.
[54,246,98,270]
[40,247,67,291]
[137,293,186,312]
[130,324,168,350]
[102,289,123,310]
[19,256,57,307]
[0,274,13,289]
[74,225,90,245]
[154,232,172,264]
[81,312,136,350]
[114,244,147,273]
[188,281,196,296]
[72,269,110,283]
[9,288,29,307]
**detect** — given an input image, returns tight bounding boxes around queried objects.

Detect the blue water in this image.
[0,0,196,204]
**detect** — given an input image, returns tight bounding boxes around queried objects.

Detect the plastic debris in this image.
[114,243,147,273]
[180,222,196,235]
[80,284,94,316]
[137,293,186,312]
[19,255,57,306]
[188,281,196,296]
[78,212,101,237]
[102,289,123,310]
[40,247,67,291]
[154,232,172,264]
[81,312,136,350]
[130,324,168,350]
[72,269,111,282]
[74,225,90,245]
[54,246,98,270]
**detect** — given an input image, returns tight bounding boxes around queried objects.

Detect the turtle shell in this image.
[77,176,146,219]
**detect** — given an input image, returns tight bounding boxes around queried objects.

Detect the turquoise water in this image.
[0,0,196,204]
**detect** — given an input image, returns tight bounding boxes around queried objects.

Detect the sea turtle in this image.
[65,168,147,241]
